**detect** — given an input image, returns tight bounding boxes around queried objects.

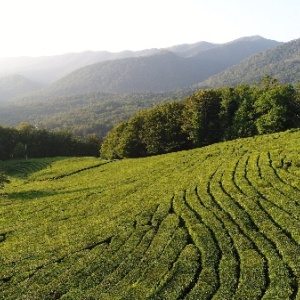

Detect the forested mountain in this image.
[41,51,200,95]
[0,36,273,85]
[37,36,279,97]
[197,38,300,88]
[0,36,279,104]
[0,49,161,84]
[0,43,219,85]
[0,36,287,138]
[0,75,44,103]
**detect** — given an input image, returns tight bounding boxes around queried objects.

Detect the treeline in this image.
[0,123,102,160]
[100,77,300,159]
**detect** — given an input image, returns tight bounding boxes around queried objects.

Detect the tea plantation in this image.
[0,129,300,299]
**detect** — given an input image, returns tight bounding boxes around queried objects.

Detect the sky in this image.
[0,0,299,58]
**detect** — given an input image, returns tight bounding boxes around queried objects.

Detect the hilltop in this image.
[0,129,300,299]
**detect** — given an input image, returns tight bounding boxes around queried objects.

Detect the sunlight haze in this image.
[0,0,299,58]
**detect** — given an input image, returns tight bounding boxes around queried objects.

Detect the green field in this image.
[1,129,300,299]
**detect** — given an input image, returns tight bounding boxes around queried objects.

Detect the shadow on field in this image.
[6,189,56,200]
[0,157,67,179]
[5,187,93,201]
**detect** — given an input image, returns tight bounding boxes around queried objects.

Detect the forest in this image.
[0,123,101,161]
[100,77,300,159]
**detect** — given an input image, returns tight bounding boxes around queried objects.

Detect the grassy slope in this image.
[0,130,300,299]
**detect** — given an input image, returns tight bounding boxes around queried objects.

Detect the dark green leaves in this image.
[101,78,300,159]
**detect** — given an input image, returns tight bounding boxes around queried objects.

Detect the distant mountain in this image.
[0,75,44,103]
[197,38,300,88]
[39,36,280,97]
[0,49,161,84]
[0,36,284,137]
[191,35,280,68]
[0,43,221,85]
[167,41,218,57]
[41,51,199,96]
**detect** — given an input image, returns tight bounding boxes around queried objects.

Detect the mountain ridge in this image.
[196,37,300,88]
[33,36,280,98]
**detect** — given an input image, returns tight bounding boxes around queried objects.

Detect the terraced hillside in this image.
[0,130,300,299]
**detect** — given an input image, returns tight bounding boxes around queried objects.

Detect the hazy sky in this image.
[1,0,299,58]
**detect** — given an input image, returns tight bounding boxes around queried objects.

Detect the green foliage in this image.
[101,79,300,158]
[255,82,299,134]
[0,130,299,299]
[100,102,190,159]
[100,121,135,159]
[219,85,257,139]
[140,102,189,155]
[12,142,26,159]
[182,89,222,146]
[0,124,102,160]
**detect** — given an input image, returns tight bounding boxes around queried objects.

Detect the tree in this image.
[100,122,131,159]
[259,75,280,90]
[254,83,297,134]
[0,126,18,160]
[84,134,103,157]
[100,102,189,158]
[100,79,300,159]
[218,87,241,140]
[229,85,258,138]
[12,142,26,159]
[141,102,189,155]
[182,90,222,147]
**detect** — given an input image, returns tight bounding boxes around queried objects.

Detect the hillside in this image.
[0,43,219,85]
[39,36,279,96]
[0,49,161,84]
[0,75,44,103]
[0,36,276,87]
[1,129,300,299]
[197,37,300,88]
